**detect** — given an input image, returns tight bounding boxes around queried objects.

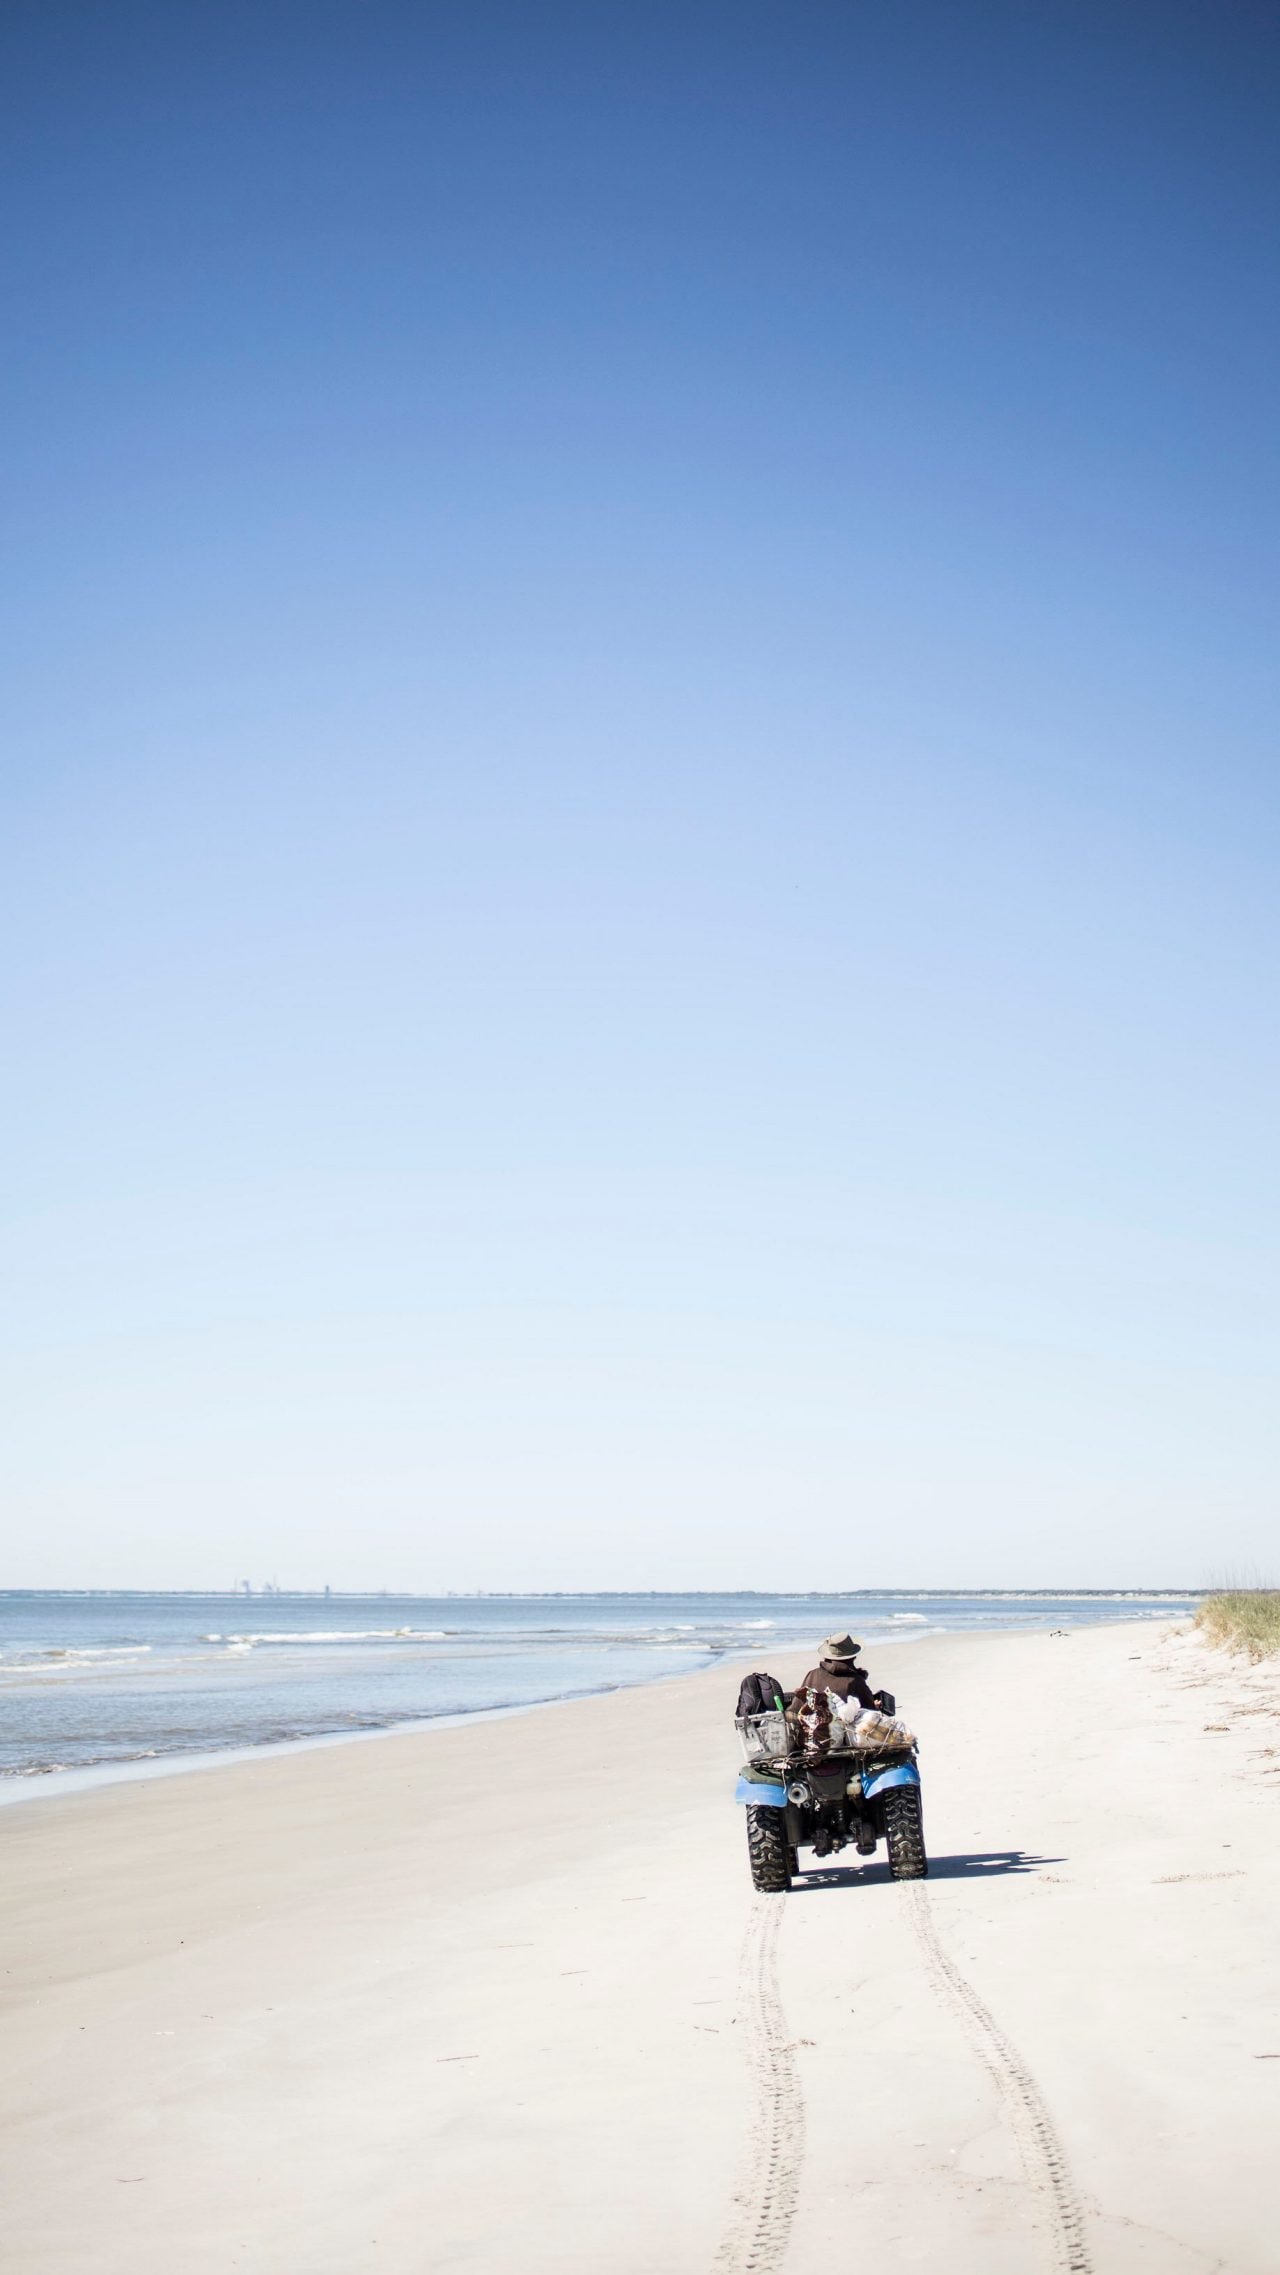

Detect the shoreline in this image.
[0,1687,595,1813]
[0,1631,934,1813]
[0,1666,726,1814]
[0,1602,1195,1809]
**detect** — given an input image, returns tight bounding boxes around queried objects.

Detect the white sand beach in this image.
[2,1619,1278,2274]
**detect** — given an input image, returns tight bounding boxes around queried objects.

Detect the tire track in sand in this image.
[713,1895,804,2275]
[907,1883,1093,2274]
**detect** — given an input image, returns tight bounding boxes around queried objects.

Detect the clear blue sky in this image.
[3,1,1277,1589]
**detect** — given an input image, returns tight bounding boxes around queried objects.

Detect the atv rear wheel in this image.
[745,1806,792,1893]
[883,1785,928,1880]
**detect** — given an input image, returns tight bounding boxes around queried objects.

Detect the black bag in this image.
[736,1670,785,1719]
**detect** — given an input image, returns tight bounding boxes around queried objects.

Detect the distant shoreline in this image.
[0,1585,1206,1600]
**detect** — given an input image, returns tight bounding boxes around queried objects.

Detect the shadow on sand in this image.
[789,1849,1064,1893]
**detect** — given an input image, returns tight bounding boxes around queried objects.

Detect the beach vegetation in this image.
[1196,1591,1280,1660]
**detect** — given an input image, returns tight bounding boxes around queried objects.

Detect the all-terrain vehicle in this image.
[734,1689,927,1892]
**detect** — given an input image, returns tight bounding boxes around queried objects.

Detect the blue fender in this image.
[862,1761,921,1801]
[735,1775,788,1808]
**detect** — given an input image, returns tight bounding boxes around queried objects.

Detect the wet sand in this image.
[2,1621,1277,2273]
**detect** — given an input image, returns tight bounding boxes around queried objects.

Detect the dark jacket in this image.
[799,1659,877,1709]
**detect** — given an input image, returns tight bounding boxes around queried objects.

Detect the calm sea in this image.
[0,1589,1197,1792]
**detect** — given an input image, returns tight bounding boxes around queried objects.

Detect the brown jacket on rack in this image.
[797,1658,878,1710]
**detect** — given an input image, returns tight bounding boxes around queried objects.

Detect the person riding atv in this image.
[734,1630,926,1889]
[795,1631,893,1715]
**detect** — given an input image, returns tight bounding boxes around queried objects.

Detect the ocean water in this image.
[0,1589,1198,1790]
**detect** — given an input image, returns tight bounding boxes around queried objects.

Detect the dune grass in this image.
[1196,1591,1280,1661]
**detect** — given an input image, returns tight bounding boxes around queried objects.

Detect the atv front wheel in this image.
[745,1806,792,1893]
[883,1785,928,1880]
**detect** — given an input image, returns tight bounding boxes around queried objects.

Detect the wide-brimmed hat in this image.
[822,1632,862,1660]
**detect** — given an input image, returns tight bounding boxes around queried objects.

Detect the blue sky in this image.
[3,1,1278,1588]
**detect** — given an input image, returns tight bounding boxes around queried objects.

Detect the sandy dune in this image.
[2,1621,1277,2273]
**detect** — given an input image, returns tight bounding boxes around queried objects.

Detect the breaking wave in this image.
[204,1629,449,1647]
